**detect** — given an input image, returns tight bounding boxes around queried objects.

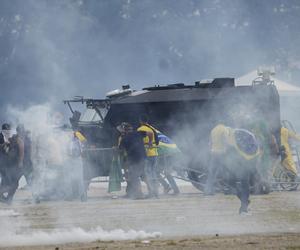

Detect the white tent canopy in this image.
[236,70,300,96]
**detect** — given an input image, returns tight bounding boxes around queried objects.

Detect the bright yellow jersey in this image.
[137,124,158,157]
[280,127,300,175]
[280,127,300,158]
[74,131,87,143]
[210,124,234,153]
[211,125,259,160]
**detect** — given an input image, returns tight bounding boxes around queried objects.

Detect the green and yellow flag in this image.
[108,154,123,193]
[149,126,181,156]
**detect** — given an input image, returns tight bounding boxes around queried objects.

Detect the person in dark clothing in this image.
[0,124,24,204]
[119,122,150,199]
[0,124,11,160]
[0,123,12,203]
[0,123,12,150]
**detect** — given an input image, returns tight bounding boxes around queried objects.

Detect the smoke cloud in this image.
[1,0,300,122]
[0,208,161,247]
[1,1,300,247]
[0,227,161,247]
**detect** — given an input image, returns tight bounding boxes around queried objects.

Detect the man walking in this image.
[205,124,259,214]
[119,122,149,199]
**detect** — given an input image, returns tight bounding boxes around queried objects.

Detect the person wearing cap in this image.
[0,124,11,158]
[0,123,12,202]
[0,123,12,144]
[119,122,151,199]
[0,124,25,204]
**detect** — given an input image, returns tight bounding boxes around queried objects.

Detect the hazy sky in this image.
[1,0,300,121]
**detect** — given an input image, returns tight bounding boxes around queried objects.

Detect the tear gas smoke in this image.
[6,103,82,200]
[1,227,160,247]
[0,209,20,217]
[0,208,161,247]
[1,1,300,122]
[1,1,300,247]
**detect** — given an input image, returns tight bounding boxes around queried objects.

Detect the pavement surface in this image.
[0,181,300,249]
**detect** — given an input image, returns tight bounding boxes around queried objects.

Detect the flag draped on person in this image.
[157,132,181,155]
[148,125,181,156]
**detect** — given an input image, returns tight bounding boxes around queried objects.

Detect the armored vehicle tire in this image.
[188,169,271,194]
[251,181,271,195]
[187,166,234,193]
[278,169,299,191]
[187,170,207,192]
[259,181,271,194]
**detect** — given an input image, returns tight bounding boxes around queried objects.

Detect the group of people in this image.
[115,115,300,214]
[0,115,179,204]
[0,123,32,204]
[0,121,87,204]
[117,115,179,199]
[1,115,299,215]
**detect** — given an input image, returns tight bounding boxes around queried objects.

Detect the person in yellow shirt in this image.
[137,114,159,198]
[280,126,300,177]
[205,124,259,214]
[74,131,87,144]
[205,124,232,196]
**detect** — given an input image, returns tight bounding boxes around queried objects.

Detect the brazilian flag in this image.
[156,130,181,156]
[108,154,123,193]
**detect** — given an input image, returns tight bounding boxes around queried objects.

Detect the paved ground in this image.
[1,181,300,249]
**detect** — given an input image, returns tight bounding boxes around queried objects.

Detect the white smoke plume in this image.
[6,103,82,200]
[0,209,20,217]
[0,209,161,247]
[0,226,161,247]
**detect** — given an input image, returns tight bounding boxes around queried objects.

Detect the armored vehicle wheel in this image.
[278,169,299,191]
[187,170,207,192]
[249,171,271,195]
[259,181,271,194]
[251,181,271,194]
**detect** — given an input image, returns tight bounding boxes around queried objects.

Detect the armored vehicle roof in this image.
[110,78,278,104]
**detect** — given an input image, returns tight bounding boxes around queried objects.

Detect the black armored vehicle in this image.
[64,77,281,191]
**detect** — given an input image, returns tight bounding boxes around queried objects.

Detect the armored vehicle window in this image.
[98,107,108,120]
[80,109,101,122]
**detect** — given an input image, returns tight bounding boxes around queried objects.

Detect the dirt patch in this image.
[1,184,300,249]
